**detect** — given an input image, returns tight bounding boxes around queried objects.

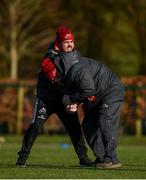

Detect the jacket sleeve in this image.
[69,68,96,103]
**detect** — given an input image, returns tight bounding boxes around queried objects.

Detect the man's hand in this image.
[65,104,78,114]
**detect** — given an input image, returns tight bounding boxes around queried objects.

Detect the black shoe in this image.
[16,157,26,168]
[16,163,26,168]
[16,152,28,168]
[79,157,94,167]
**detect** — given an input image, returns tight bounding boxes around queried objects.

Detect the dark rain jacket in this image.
[37,48,125,105]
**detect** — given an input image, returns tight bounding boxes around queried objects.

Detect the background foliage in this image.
[1,77,146,135]
[0,0,146,79]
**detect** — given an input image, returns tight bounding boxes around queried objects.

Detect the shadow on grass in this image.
[0,163,146,172]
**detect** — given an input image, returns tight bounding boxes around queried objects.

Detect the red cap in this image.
[56,26,74,43]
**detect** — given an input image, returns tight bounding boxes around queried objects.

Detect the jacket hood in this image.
[59,49,80,75]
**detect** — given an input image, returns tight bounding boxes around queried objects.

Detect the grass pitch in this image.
[0,135,146,179]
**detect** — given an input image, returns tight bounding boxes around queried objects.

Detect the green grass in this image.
[0,135,146,179]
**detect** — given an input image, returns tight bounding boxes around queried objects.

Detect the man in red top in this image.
[16,26,92,168]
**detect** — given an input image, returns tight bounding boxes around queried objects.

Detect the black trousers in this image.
[18,98,88,160]
[82,101,123,163]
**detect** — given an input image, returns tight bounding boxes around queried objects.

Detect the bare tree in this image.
[0,0,58,79]
[123,0,146,74]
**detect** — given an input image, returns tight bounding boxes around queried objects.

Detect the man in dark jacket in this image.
[40,41,125,168]
[16,27,92,168]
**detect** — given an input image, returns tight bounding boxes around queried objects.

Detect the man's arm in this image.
[62,68,97,108]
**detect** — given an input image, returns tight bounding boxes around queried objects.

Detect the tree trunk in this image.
[10,39,18,80]
[9,2,18,80]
